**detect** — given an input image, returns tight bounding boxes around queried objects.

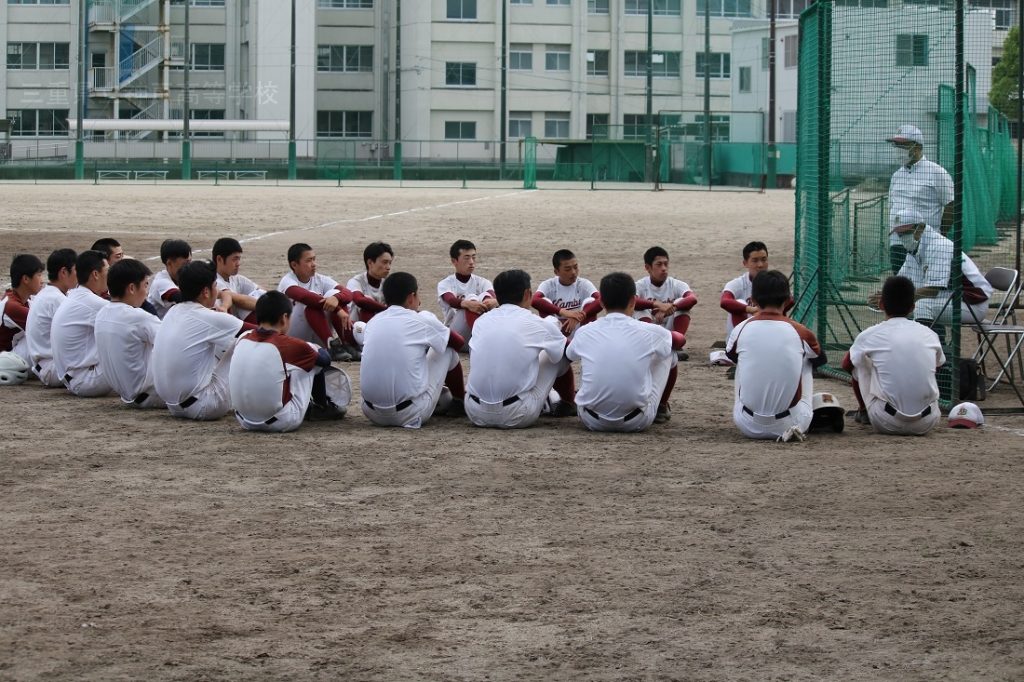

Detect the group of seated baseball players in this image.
[0,229,965,440]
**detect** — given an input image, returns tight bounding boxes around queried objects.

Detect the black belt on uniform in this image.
[364,398,413,412]
[180,395,199,409]
[468,394,520,406]
[742,405,791,420]
[34,363,42,373]
[132,392,150,405]
[585,406,643,422]
[884,402,932,419]
[63,373,73,384]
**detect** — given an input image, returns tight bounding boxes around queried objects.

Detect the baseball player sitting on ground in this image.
[566,272,683,431]
[212,237,265,324]
[278,242,357,361]
[360,271,467,428]
[230,290,351,432]
[152,261,250,421]
[634,246,697,361]
[843,276,943,435]
[344,241,393,358]
[26,249,77,387]
[465,269,578,428]
[437,239,497,351]
[726,270,826,442]
[50,250,112,397]
[720,241,771,336]
[147,239,192,319]
[532,249,602,337]
[94,258,164,409]
[92,237,160,316]
[3,254,45,366]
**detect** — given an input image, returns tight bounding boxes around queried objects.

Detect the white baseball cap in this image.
[948,402,984,429]
[887,124,924,146]
[890,208,926,234]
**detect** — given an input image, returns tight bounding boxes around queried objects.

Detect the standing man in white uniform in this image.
[26,249,77,386]
[50,250,111,397]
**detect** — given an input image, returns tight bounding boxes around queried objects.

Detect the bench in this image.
[95,169,169,181]
[133,170,169,180]
[196,169,268,181]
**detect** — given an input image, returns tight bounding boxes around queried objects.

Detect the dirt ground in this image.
[1,183,1022,680]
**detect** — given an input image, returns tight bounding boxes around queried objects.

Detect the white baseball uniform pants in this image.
[466,355,570,429]
[236,366,351,433]
[732,364,814,440]
[635,310,688,331]
[851,364,940,436]
[166,352,233,421]
[577,353,675,433]
[362,347,459,429]
[32,357,64,388]
[62,365,113,398]
[446,294,490,349]
[914,295,988,327]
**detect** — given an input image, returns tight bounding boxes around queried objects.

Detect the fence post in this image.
[462,164,467,189]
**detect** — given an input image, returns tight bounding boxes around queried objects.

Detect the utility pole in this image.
[75,0,86,180]
[703,0,711,189]
[394,0,402,180]
[645,0,653,180]
[499,0,508,175]
[182,0,191,180]
[766,0,778,189]
[288,0,297,180]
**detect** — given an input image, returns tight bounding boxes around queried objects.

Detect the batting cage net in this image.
[793,0,1022,407]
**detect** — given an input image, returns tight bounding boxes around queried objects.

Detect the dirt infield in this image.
[1,184,1022,680]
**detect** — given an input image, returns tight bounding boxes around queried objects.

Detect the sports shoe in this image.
[329,339,353,362]
[726,366,736,380]
[654,404,672,424]
[853,409,871,426]
[776,426,806,443]
[306,399,346,422]
[551,400,577,418]
[340,344,361,361]
[676,350,689,362]
[444,398,466,418]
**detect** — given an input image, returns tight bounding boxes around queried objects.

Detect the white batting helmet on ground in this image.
[0,351,30,385]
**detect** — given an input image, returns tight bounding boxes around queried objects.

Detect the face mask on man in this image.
[898,231,918,252]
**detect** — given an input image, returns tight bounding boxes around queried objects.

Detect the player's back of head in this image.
[177,260,218,302]
[493,269,531,306]
[382,271,418,306]
[90,238,121,260]
[599,272,636,311]
[160,239,192,264]
[750,270,790,309]
[881,275,916,318]
[743,241,768,260]
[107,258,152,299]
[287,242,312,266]
[643,246,669,266]
[212,237,243,263]
[10,254,44,289]
[255,290,293,325]
[552,249,576,270]
[364,241,393,266]
[46,249,77,282]
[449,239,475,260]
[75,250,107,286]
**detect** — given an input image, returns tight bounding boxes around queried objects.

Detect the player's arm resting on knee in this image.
[284,286,325,307]
[163,287,182,303]
[217,288,234,313]
[582,294,603,321]
[674,292,697,312]
[351,290,386,313]
[447,329,466,350]
[720,290,750,315]
[230,292,259,312]
[634,297,656,311]
[3,300,28,329]
[670,331,686,349]
[483,289,498,310]
[322,286,353,312]
[532,291,562,317]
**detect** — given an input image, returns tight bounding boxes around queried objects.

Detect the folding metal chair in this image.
[967,267,1024,399]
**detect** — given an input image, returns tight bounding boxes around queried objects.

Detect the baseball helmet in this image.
[809,392,845,433]
[0,351,30,386]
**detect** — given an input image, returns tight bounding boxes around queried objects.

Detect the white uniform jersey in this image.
[467,304,566,403]
[635,275,692,304]
[230,328,320,423]
[437,273,494,326]
[897,227,991,296]
[346,272,385,324]
[722,272,755,334]
[95,302,162,404]
[888,157,954,245]
[147,269,179,319]
[278,271,342,341]
[51,287,109,377]
[566,312,674,419]
[360,307,450,408]
[26,284,66,366]
[849,317,945,417]
[216,273,265,320]
[152,302,244,405]
[536,277,597,312]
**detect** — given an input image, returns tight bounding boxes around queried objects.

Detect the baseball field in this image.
[1,183,1022,679]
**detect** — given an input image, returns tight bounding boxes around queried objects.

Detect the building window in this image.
[544,112,570,138]
[445,121,477,139]
[761,37,770,71]
[587,50,609,76]
[191,109,225,138]
[447,0,477,19]
[317,45,373,72]
[6,43,70,70]
[546,0,570,4]
[970,0,1015,29]
[782,110,797,143]
[317,0,373,7]
[445,62,477,86]
[317,110,372,138]
[896,34,928,67]
[775,0,810,18]
[738,66,751,92]
[588,0,610,13]
[696,52,730,79]
[834,0,888,6]
[545,45,570,71]
[696,0,752,17]
[624,51,680,78]
[191,43,225,71]
[624,0,681,16]
[171,0,227,6]
[784,35,798,68]
[623,114,653,140]
[510,0,532,4]
[6,0,71,4]
[586,113,609,139]
[509,44,533,70]
[509,112,532,138]
[695,114,730,142]
[6,109,69,136]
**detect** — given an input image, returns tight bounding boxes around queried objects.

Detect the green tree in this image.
[989,26,1021,121]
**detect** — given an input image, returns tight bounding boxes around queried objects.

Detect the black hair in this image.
[599,272,636,311]
[177,260,218,302]
[881,275,916,318]
[159,239,192,264]
[90,238,121,260]
[107,258,152,299]
[742,241,768,261]
[643,246,669,266]
[552,249,576,270]
[46,248,77,282]
[382,271,418,306]
[255,290,293,325]
[287,242,313,266]
[75,250,107,286]
[493,269,531,306]
[212,237,243,263]
[10,254,44,289]
[449,239,476,260]
[364,241,394,267]
[750,270,790,309]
